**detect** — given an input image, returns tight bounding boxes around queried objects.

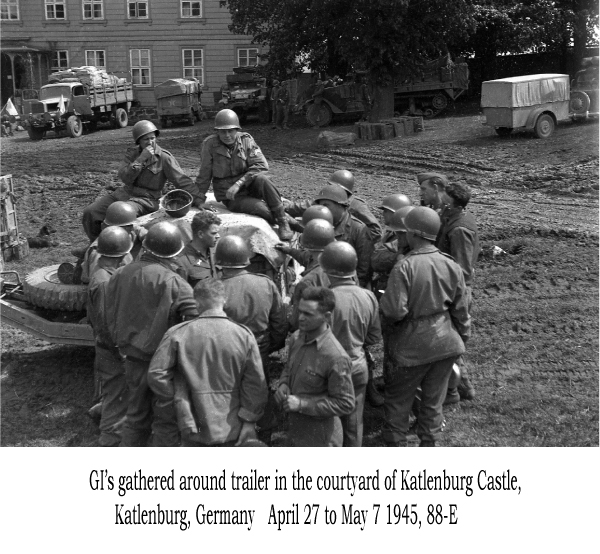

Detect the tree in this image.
[226,0,475,121]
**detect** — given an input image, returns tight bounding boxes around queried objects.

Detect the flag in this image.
[57,94,66,115]
[1,98,19,116]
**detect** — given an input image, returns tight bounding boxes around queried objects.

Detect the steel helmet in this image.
[160,189,193,218]
[319,241,358,278]
[215,234,251,268]
[388,206,414,232]
[379,193,412,213]
[327,169,355,194]
[142,221,185,258]
[97,226,133,257]
[272,79,280,86]
[214,109,241,130]
[315,184,350,206]
[404,206,440,241]
[300,219,335,251]
[132,120,159,143]
[301,205,334,226]
[104,201,138,226]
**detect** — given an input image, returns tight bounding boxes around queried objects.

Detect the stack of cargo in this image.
[48,66,127,87]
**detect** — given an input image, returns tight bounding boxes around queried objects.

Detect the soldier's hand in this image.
[235,421,258,446]
[226,183,241,200]
[283,394,301,413]
[274,242,292,255]
[138,146,155,163]
[281,197,292,210]
[274,383,290,406]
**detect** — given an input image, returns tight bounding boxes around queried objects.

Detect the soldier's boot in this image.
[274,206,293,241]
[458,376,475,400]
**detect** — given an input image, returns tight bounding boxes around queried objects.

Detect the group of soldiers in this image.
[81,108,479,447]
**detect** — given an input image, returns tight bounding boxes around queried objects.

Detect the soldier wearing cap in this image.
[87,227,133,446]
[417,172,448,212]
[148,278,268,447]
[283,169,382,242]
[174,210,222,288]
[380,207,470,447]
[105,221,199,447]
[82,120,202,241]
[195,109,292,240]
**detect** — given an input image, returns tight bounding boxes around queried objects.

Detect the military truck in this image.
[217,66,270,124]
[394,54,469,117]
[23,66,134,140]
[570,57,599,120]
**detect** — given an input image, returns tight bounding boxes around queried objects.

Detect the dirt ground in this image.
[1,107,598,447]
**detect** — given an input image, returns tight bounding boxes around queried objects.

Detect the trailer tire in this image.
[66,115,83,138]
[114,108,128,128]
[27,127,45,141]
[24,265,88,312]
[534,114,555,139]
[431,93,448,111]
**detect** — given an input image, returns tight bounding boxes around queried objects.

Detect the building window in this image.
[238,48,259,67]
[128,1,148,18]
[85,50,106,68]
[182,49,203,84]
[0,0,20,20]
[83,0,103,19]
[181,1,202,18]
[45,0,66,19]
[52,51,69,70]
[130,49,151,86]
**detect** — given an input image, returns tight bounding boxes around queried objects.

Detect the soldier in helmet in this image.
[80,201,147,284]
[174,210,222,288]
[148,278,267,447]
[105,221,199,447]
[86,227,133,446]
[380,207,470,447]
[82,120,203,241]
[284,169,382,242]
[195,109,293,240]
[321,242,382,447]
[371,199,414,295]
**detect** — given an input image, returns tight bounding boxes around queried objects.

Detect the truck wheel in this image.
[114,108,128,128]
[24,265,88,312]
[66,115,83,138]
[570,91,590,116]
[27,127,45,141]
[431,93,448,111]
[495,127,513,137]
[306,103,332,127]
[534,114,555,139]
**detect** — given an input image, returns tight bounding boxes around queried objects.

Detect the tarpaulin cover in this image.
[481,74,569,108]
[154,79,201,100]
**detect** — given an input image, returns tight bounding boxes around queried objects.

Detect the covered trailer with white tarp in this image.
[481,74,570,138]
[154,78,203,128]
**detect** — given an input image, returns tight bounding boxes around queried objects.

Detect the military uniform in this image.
[289,259,330,330]
[105,252,198,447]
[329,278,382,447]
[195,132,284,223]
[333,211,374,287]
[148,309,267,446]
[275,85,290,128]
[371,231,409,295]
[82,144,200,241]
[380,245,470,445]
[87,262,129,447]
[174,243,220,288]
[280,326,355,447]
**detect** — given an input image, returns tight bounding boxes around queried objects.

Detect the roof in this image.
[483,74,569,84]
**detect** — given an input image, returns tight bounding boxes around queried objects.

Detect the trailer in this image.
[155,78,203,128]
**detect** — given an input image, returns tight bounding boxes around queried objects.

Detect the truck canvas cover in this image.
[481,74,569,108]
[154,79,200,100]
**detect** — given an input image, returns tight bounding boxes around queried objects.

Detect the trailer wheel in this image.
[24,265,88,312]
[570,91,590,115]
[306,103,332,127]
[66,115,83,138]
[534,114,555,139]
[27,127,45,141]
[495,127,513,137]
[114,108,128,128]
[431,93,448,111]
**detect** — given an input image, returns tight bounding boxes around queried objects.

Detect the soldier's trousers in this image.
[225,173,283,224]
[383,357,456,446]
[121,357,180,447]
[287,413,343,447]
[341,362,368,447]
[95,344,128,447]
